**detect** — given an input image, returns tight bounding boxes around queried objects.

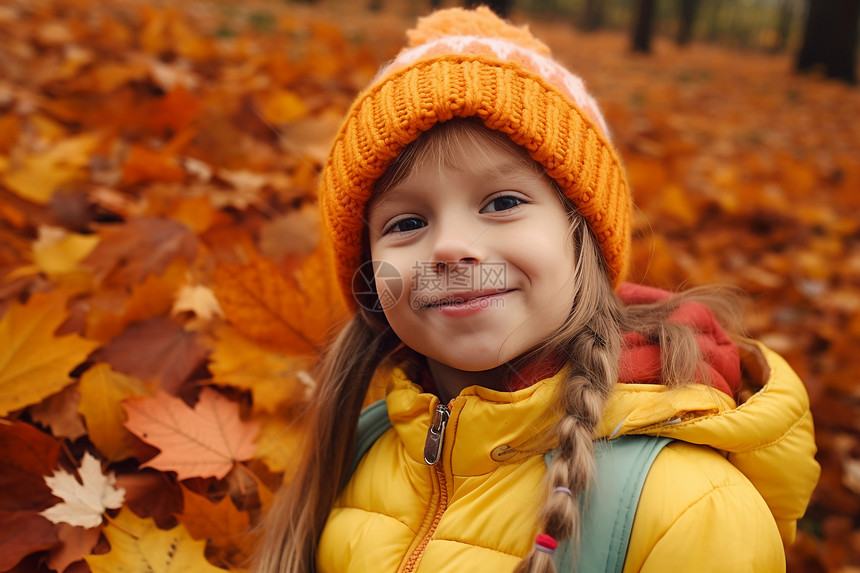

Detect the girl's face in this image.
[367,127,578,373]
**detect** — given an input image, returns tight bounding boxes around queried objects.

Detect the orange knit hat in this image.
[320,7,631,308]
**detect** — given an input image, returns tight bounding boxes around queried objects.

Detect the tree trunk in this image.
[771,0,794,52]
[632,0,657,53]
[705,0,726,42]
[677,0,700,46]
[580,0,605,31]
[465,0,514,18]
[796,0,860,84]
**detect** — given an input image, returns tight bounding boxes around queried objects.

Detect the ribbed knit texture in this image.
[320,8,632,307]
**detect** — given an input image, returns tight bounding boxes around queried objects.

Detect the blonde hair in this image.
[254,120,744,573]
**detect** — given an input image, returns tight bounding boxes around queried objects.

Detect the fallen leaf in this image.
[83,217,197,286]
[0,511,59,571]
[254,412,308,479]
[0,290,99,416]
[257,203,321,262]
[32,226,100,278]
[171,284,224,321]
[29,383,88,441]
[255,89,309,125]
[2,134,101,204]
[0,421,62,512]
[78,363,152,462]
[85,258,186,342]
[114,470,182,530]
[176,486,251,564]
[209,325,314,414]
[84,506,222,573]
[123,388,259,480]
[122,144,186,186]
[214,242,348,354]
[46,523,101,573]
[40,451,126,528]
[89,317,208,394]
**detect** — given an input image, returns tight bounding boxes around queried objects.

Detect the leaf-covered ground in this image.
[0,0,857,571]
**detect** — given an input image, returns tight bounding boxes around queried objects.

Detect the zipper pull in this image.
[423,403,450,466]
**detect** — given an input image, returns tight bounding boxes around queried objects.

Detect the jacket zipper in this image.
[423,403,450,465]
[399,402,452,573]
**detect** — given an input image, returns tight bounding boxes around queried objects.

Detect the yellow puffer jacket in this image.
[318,340,819,573]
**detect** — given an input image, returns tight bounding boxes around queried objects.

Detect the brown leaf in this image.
[46,524,101,573]
[0,511,59,571]
[0,421,62,512]
[114,470,182,530]
[176,486,252,564]
[89,317,208,394]
[28,384,88,441]
[83,217,197,286]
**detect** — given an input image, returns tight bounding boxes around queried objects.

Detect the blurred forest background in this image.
[0,0,858,571]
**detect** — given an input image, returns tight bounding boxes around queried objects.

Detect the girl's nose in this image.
[429,224,485,269]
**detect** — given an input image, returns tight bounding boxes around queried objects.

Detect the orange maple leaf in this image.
[176,485,252,563]
[214,240,349,354]
[123,388,259,480]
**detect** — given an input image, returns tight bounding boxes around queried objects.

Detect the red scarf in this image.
[411,283,741,399]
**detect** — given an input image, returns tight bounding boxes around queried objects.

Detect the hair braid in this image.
[514,221,622,573]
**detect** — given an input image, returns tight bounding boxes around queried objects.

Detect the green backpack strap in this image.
[352,401,671,573]
[351,399,392,474]
[548,435,673,573]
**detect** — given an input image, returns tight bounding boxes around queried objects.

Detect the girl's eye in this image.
[481,195,523,213]
[384,217,426,234]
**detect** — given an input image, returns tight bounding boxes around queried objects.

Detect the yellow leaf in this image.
[2,133,100,204]
[33,226,100,277]
[255,89,308,125]
[85,507,222,573]
[78,364,152,462]
[255,412,308,478]
[209,325,313,414]
[0,291,99,416]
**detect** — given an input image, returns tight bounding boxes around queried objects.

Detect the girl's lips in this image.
[423,290,512,316]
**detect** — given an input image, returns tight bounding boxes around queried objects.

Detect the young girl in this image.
[256,7,819,573]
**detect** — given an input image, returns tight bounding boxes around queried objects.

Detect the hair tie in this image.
[535,533,558,555]
[552,486,573,497]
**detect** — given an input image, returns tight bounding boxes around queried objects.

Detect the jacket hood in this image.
[599,339,820,544]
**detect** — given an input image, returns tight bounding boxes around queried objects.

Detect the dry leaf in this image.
[84,507,222,573]
[209,325,314,414]
[257,203,321,262]
[46,523,101,573]
[32,226,100,277]
[0,421,62,512]
[78,363,152,462]
[0,511,59,571]
[0,291,99,416]
[123,388,259,480]
[89,317,208,394]
[176,486,251,564]
[40,452,125,528]
[84,217,197,286]
[29,384,88,441]
[2,134,100,204]
[214,243,348,354]
[171,284,224,321]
